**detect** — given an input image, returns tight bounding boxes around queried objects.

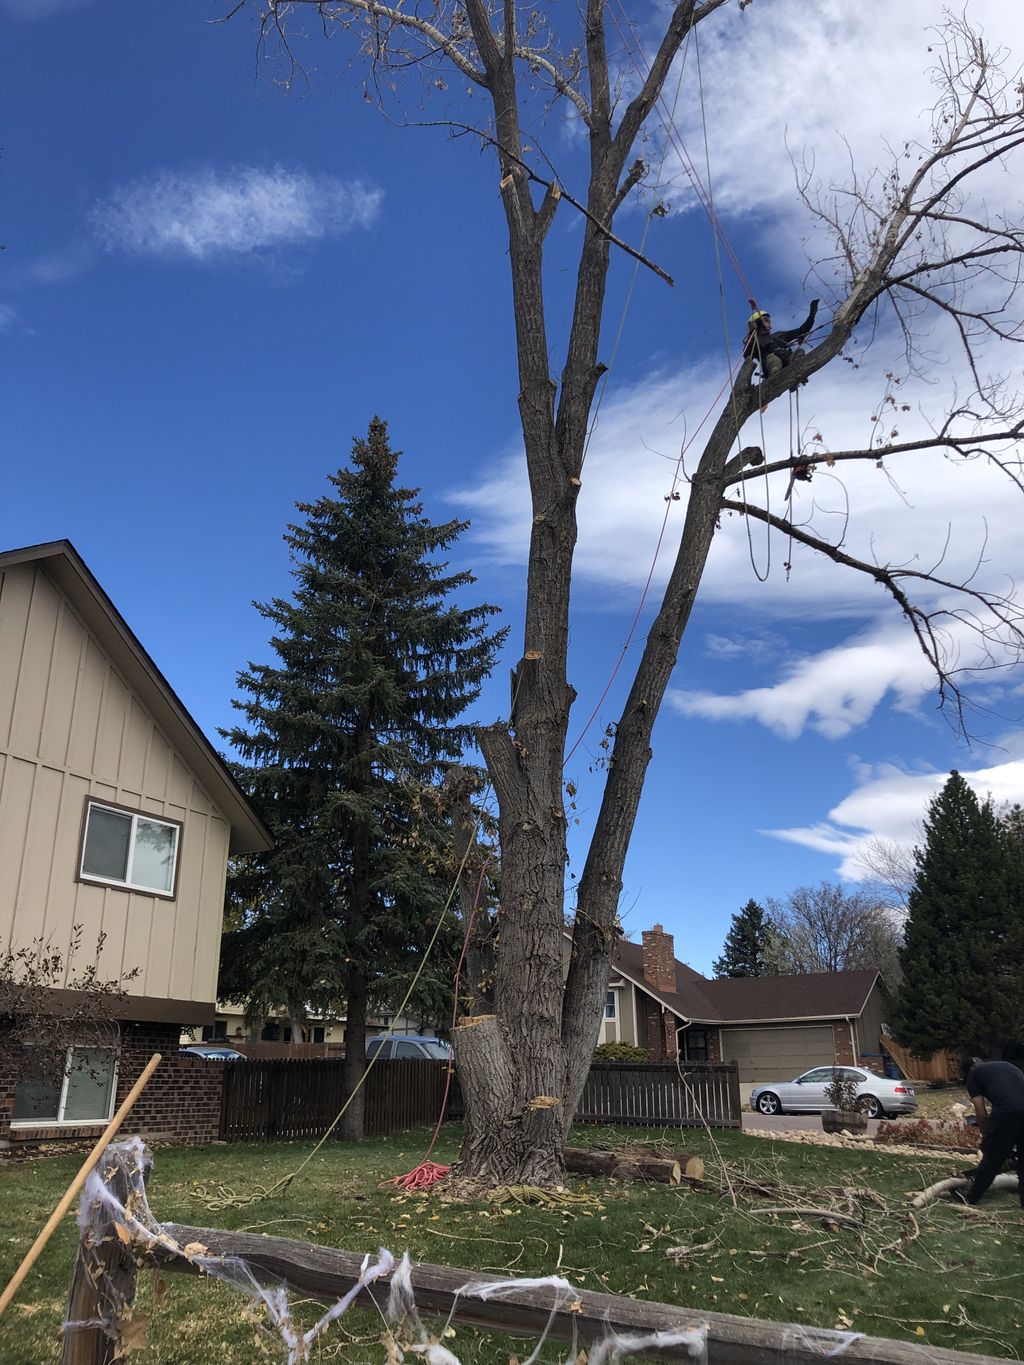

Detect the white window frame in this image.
[79,799,181,898]
[604,989,617,1020]
[10,1044,119,1129]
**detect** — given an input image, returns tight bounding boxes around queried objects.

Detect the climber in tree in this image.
[743,299,820,385]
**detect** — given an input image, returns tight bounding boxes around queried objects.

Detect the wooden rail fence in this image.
[60,1144,998,1365]
[218,1059,740,1142]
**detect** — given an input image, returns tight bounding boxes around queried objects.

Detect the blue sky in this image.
[5,0,1024,974]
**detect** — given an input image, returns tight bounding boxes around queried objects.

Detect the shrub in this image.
[824,1069,860,1111]
[875,1116,976,1149]
[593,1042,651,1062]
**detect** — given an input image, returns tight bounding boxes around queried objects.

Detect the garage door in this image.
[719,1025,835,1084]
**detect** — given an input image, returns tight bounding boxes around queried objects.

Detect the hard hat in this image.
[747,309,771,326]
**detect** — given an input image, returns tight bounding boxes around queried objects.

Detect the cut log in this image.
[565,1148,703,1184]
[911,1173,1018,1209]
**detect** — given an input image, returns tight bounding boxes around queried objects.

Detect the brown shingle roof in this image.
[612,938,879,1023]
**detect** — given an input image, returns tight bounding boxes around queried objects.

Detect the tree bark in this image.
[444,766,495,1015]
[564,1148,702,1184]
[451,1012,566,1185]
[339,960,367,1140]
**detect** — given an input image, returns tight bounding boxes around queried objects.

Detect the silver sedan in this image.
[750,1066,917,1119]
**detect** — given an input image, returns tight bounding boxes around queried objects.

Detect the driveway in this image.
[742,1112,880,1137]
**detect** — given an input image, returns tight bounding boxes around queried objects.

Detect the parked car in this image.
[366,1034,452,1061]
[750,1066,917,1119]
[179,1045,246,1061]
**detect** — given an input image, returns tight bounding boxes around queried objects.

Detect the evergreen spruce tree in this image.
[712,899,773,978]
[891,771,1024,1059]
[221,417,505,1136]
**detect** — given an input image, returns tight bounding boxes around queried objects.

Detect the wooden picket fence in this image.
[219,1057,458,1141]
[218,1058,739,1142]
[577,1062,741,1129]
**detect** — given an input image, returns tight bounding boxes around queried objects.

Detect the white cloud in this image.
[0,303,19,333]
[89,166,383,261]
[661,0,1024,241]
[703,629,787,663]
[459,343,1024,610]
[765,749,1024,879]
[671,599,1024,741]
[671,621,940,740]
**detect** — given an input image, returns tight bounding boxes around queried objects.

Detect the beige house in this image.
[598,924,888,1084]
[0,541,271,1141]
[189,1001,428,1051]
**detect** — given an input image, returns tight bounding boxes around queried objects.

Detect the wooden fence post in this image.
[726,1063,742,1129]
[60,1144,146,1365]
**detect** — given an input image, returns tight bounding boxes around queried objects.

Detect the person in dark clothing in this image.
[959,1057,1024,1206]
[743,299,820,384]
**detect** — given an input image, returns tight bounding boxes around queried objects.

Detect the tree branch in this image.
[723,426,1024,486]
[413,120,673,281]
[272,0,488,86]
[719,496,1024,719]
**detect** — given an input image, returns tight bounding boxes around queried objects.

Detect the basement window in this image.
[11,1046,118,1127]
[79,799,181,897]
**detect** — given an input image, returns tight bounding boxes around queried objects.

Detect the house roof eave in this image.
[0,540,272,854]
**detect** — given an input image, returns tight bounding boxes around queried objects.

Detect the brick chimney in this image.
[641,923,677,994]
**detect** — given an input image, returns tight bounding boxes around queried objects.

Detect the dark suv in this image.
[365,1034,451,1061]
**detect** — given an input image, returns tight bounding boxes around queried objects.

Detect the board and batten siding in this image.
[0,561,229,1008]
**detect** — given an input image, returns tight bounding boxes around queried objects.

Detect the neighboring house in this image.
[0,541,272,1143]
[598,924,887,1083]
[186,1002,431,1052]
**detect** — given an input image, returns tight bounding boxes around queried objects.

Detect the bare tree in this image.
[231,3,1024,1183]
[0,927,138,1092]
[766,883,904,994]
[851,836,918,909]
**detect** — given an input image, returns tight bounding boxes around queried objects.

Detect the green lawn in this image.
[2,1125,1022,1363]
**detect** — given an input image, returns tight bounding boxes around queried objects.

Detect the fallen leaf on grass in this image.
[112,1309,149,1358]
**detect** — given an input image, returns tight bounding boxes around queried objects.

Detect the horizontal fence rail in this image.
[150,1219,992,1365]
[577,1063,742,1130]
[219,1059,739,1142]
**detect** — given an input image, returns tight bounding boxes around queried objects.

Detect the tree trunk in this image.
[339,961,367,1140]
[451,1013,566,1185]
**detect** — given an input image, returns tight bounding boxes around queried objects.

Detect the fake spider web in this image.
[65,1139,869,1364]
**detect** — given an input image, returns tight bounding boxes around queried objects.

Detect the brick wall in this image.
[119,1022,223,1144]
[637,995,682,1061]
[1,1020,224,1147]
[833,1021,856,1066]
